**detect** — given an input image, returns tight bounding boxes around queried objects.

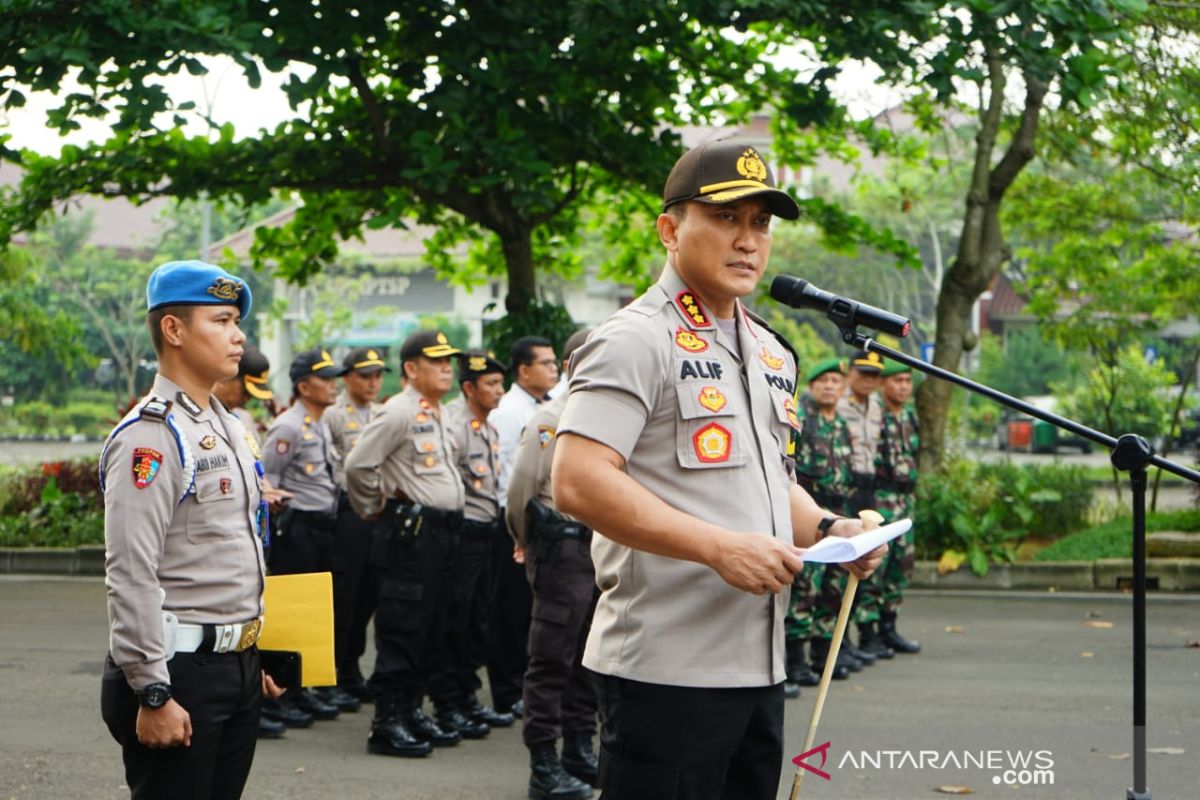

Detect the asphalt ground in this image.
[1,576,1197,800]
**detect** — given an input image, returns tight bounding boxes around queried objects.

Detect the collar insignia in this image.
[199,435,218,450]
[674,290,713,329]
[175,392,202,417]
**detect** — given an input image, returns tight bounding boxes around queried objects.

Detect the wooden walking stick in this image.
[789,509,884,800]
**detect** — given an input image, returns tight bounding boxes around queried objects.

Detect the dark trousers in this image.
[268,508,336,576]
[333,497,378,684]
[369,507,459,701]
[101,649,262,800]
[429,517,495,708]
[523,535,599,747]
[595,676,784,800]
[486,515,532,710]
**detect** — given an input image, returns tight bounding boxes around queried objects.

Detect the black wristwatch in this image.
[816,516,841,541]
[136,682,172,709]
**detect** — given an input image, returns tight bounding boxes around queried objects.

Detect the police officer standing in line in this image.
[431,350,513,738]
[857,360,922,656]
[551,140,884,799]
[260,349,360,719]
[213,344,274,445]
[344,330,467,758]
[100,260,284,799]
[488,336,560,718]
[323,347,389,703]
[795,358,859,681]
[507,329,596,800]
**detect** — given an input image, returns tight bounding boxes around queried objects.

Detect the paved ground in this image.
[1,576,1197,799]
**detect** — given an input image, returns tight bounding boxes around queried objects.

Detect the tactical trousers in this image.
[429,517,495,708]
[522,535,599,747]
[812,563,854,639]
[784,563,821,642]
[332,495,378,684]
[486,515,531,711]
[594,676,784,800]
[268,508,336,576]
[856,495,915,622]
[101,648,261,800]
[369,505,459,701]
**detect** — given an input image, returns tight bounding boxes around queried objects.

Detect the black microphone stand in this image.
[832,326,1200,800]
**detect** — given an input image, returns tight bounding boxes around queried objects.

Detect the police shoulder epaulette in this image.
[744,308,799,369]
[139,396,173,420]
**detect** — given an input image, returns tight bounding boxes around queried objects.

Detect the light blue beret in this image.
[146,260,252,320]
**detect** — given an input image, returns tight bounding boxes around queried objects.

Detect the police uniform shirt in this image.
[558,265,800,689]
[261,403,339,514]
[101,374,265,689]
[491,383,543,506]
[837,392,883,475]
[505,392,567,548]
[343,384,465,518]
[324,390,380,489]
[451,403,501,524]
[231,406,261,446]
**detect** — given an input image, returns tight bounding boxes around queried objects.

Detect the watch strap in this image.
[816,516,841,541]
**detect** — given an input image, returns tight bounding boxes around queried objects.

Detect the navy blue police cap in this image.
[146,260,252,321]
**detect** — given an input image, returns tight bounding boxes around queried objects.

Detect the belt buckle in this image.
[237,618,262,651]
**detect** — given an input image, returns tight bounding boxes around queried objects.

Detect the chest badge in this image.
[693,422,732,463]
[199,434,218,450]
[304,463,315,474]
[758,346,784,371]
[697,386,727,414]
[473,478,484,490]
[243,433,262,460]
[131,447,164,489]
[674,327,709,353]
[347,421,359,431]
[275,439,290,455]
[783,396,802,431]
[538,425,556,450]
[416,412,430,423]
[423,455,437,468]
[470,418,482,432]
[220,477,233,494]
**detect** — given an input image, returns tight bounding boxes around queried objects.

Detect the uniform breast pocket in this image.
[411,436,443,474]
[185,474,240,542]
[674,382,747,469]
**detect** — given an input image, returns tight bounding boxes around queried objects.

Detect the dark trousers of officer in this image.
[268,508,336,576]
[369,502,460,703]
[428,517,495,709]
[485,515,532,711]
[594,676,784,800]
[333,495,378,685]
[522,533,598,748]
[101,648,262,800]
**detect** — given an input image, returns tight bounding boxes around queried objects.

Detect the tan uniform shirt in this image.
[324,391,380,489]
[101,374,265,689]
[262,403,339,513]
[451,404,501,524]
[231,406,261,447]
[343,385,465,518]
[558,266,800,688]
[837,392,883,476]
[505,393,567,548]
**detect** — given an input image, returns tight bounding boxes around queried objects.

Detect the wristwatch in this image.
[136,682,172,709]
[816,516,841,541]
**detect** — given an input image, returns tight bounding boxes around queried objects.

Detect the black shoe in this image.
[289,688,340,720]
[339,679,375,703]
[529,743,593,800]
[562,732,600,787]
[511,699,525,719]
[257,715,286,739]
[880,614,922,654]
[784,681,801,699]
[368,698,433,758]
[845,642,877,667]
[858,622,896,659]
[405,707,461,747]
[810,638,850,680]
[465,696,515,728]
[318,685,362,712]
[261,698,314,728]
[837,648,863,673]
[436,706,490,740]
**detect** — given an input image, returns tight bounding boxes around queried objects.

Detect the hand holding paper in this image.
[801,518,911,564]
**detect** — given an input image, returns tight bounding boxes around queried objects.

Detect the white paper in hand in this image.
[802,519,912,564]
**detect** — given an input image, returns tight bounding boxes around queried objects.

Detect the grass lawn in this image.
[1033,509,1200,561]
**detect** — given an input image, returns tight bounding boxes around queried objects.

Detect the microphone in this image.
[769,275,911,339]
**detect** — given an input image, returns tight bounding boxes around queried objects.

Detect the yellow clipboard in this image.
[257,572,336,687]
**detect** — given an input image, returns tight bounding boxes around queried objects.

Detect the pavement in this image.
[1,576,1198,800]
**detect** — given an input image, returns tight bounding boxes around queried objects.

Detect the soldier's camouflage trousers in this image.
[856,493,915,623]
[784,563,822,641]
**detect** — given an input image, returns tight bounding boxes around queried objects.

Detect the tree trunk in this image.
[502,227,536,315]
[916,55,1047,474]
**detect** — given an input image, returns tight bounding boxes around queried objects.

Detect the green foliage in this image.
[0,458,102,516]
[1058,345,1181,440]
[1033,509,1200,562]
[915,458,1094,575]
[0,490,104,547]
[974,329,1080,399]
[483,300,578,379]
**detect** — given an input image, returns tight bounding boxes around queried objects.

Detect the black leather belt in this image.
[461,518,500,537]
[417,505,464,529]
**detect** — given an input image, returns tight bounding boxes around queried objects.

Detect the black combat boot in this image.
[464,694,515,728]
[844,639,877,667]
[261,696,313,728]
[786,639,821,687]
[317,685,363,712]
[257,715,286,739]
[809,637,850,680]
[858,622,896,659]
[367,697,433,758]
[436,705,490,740]
[528,742,593,800]
[289,687,340,720]
[562,731,600,787]
[403,706,462,747]
[880,612,921,654]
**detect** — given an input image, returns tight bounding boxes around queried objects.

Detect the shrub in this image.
[0,458,101,516]
[0,487,104,547]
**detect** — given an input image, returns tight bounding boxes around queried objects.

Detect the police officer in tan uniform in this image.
[551,141,884,800]
[508,329,597,800]
[324,347,389,702]
[213,344,273,446]
[837,349,885,515]
[344,330,467,757]
[100,260,283,799]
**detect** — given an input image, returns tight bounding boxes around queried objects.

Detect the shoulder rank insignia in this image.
[674,290,713,329]
[141,396,172,420]
[199,434,218,450]
[175,392,202,417]
[693,422,731,463]
[132,447,164,488]
[537,425,556,449]
[675,326,709,353]
[698,386,727,414]
[758,346,785,372]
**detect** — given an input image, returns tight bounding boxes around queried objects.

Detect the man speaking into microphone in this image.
[551,140,885,800]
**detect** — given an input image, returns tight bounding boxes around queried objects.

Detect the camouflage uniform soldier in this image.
[858,360,921,655]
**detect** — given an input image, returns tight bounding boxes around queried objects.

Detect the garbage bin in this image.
[1032,419,1057,453]
[1007,419,1033,451]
